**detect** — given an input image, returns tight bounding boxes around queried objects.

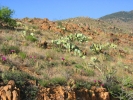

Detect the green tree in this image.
[0,6,16,28]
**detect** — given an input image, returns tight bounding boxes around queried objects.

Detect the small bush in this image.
[1,45,20,55]
[24,86,38,100]
[85,69,95,76]
[35,30,42,34]
[75,64,83,69]
[39,77,67,87]
[38,80,49,87]
[26,35,38,42]
[27,54,38,66]
[0,55,7,64]
[19,52,27,60]
[75,81,91,89]
[1,70,34,85]
[1,70,38,100]
[45,61,59,67]
[50,77,67,85]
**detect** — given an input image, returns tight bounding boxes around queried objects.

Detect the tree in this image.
[0,6,16,28]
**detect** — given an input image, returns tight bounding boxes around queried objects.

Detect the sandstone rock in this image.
[50,26,64,34]
[37,86,111,100]
[95,87,107,93]
[6,90,11,100]
[8,80,16,89]
[12,90,19,100]
[91,92,97,100]
[0,90,6,100]
[0,80,20,100]
[41,23,50,30]
[43,18,49,23]
[98,92,110,100]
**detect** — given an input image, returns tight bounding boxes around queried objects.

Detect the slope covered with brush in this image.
[99,10,133,33]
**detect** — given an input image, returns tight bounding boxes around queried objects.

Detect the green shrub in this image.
[0,6,16,28]
[75,64,83,69]
[39,77,67,86]
[38,80,49,87]
[5,36,13,41]
[105,73,133,100]
[1,70,38,100]
[35,30,42,34]
[1,45,20,55]
[85,69,95,76]
[26,35,38,42]
[24,86,38,100]
[19,52,27,60]
[75,81,91,89]
[1,70,34,85]
[50,77,67,85]
[46,61,59,67]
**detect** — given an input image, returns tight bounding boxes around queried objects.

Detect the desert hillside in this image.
[100,10,133,33]
[0,16,133,100]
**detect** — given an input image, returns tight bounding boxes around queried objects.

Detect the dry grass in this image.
[0,17,133,94]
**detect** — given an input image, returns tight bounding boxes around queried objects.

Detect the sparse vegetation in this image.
[0,7,133,99]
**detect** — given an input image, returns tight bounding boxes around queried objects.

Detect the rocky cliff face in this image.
[0,80,119,100]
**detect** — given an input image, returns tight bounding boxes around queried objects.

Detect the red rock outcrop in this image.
[37,86,112,100]
[0,80,20,100]
[39,18,91,34]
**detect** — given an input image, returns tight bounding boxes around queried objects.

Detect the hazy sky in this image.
[0,0,133,20]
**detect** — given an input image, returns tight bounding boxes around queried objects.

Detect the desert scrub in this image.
[74,64,94,76]
[35,30,42,35]
[39,76,67,86]
[24,85,38,100]
[84,69,95,76]
[21,31,38,42]
[50,77,67,85]
[27,54,38,66]
[73,64,84,74]
[75,81,91,89]
[90,43,102,54]
[93,80,104,87]
[0,54,7,64]
[1,70,38,100]
[18,51,27,60]
[45,61,59,68]
[1,45,20,55]
[38,80,49,87]
[52,33,88,58]
[5,36,13,41]
[104,69,133,100]
[31,25,38,29]
[90,43,117,54]
[25,35,38,42]
[75,64,83,69]
[1,70,35,85]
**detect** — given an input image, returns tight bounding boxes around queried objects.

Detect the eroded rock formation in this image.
[0,80,20,100]
[37,85,112,100]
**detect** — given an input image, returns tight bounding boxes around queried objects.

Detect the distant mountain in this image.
[99,10,133,33]
[100,10,133,22]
